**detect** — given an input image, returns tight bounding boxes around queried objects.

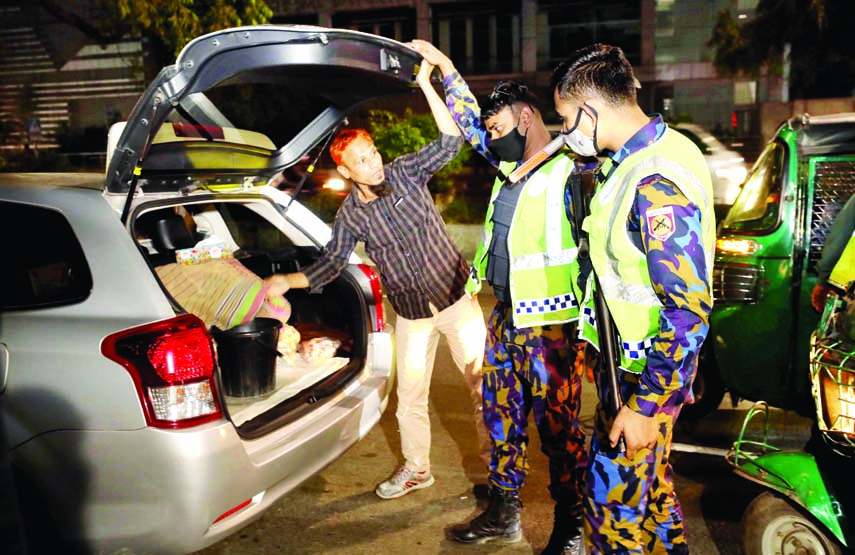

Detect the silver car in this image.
[671,122,749,207]
[0,25,417,554]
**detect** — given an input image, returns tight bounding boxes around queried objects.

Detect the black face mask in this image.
[488,126,527,162]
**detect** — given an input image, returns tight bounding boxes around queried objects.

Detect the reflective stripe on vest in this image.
[467,152,583,327]
[578,300,655,361]
[584,128,714,372]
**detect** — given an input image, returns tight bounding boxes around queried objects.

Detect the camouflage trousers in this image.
[482,303,587,509]
[585,370,688,554]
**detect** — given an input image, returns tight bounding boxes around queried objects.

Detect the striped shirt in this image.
[302,133,469,320]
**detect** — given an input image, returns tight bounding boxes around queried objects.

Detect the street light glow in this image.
[323,178,347,191]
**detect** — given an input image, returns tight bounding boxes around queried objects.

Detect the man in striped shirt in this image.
[265,59,490,500]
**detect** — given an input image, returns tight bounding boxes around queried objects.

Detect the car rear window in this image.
[0,201,93,311]
[204,82,333,149]
[217,202,299,252]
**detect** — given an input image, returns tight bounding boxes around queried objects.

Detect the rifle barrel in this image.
[593,274,626,453]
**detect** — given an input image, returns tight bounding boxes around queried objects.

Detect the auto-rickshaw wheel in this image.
[742,491,843,555]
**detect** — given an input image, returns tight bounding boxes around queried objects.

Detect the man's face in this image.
[553,90,594,136]
[484,105,521,140]
[338,135,385,186]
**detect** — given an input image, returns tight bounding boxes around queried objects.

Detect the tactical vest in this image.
[466,152,583,328]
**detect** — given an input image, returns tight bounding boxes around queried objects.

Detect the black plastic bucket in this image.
[211,317,282,398]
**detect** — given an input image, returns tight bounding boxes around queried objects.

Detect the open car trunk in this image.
[224,275,369,439]
[100,25,411,441]
[132,196,371,440]
[104,26,420,202]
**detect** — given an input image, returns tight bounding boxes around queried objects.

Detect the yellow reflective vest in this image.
[582,127,715,373]
[466,151,584,328]
[829,229,855,289]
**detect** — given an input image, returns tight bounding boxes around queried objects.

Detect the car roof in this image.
[785,112,855,156]
[105,25,422,197]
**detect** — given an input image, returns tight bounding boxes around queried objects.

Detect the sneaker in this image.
[374,467,435,499]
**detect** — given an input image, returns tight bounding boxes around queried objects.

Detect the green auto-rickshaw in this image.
[727,267,855,554]
[685,113,855,420]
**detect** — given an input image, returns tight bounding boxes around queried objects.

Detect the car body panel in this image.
[0,24,407,553]
[2,185,174,440]
[13,369,391,554]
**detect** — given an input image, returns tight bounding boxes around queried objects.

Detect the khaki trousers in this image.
[394,294,489,472]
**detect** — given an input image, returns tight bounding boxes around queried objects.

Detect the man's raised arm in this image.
[415,60,460,137]
[409,39,495,165]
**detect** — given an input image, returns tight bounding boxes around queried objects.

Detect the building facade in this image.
[268,0,765,135]
[0,0,767,153]
[0,2,145,153]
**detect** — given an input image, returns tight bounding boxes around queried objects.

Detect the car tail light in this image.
[358,264,385,332]
[102,314,222,429]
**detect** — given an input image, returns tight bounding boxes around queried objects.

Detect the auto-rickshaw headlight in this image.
[716,237,761,256]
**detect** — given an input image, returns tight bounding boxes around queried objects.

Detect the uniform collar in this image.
[597,113,667,183]
[609,113,667,165]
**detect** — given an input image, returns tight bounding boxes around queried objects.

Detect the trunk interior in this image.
[132,199,369,439]
[226,272,369,439]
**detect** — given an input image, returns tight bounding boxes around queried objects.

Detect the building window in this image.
[655,0,723,64]
[431,1,521,75]
[332,8,416,42]
[655,0,675,38]
[538,0,641,70]
[734,81,757,105]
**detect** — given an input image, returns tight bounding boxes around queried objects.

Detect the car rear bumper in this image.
[11,331,394,554]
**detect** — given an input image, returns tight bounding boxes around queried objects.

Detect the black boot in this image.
[540,503,585,555]
[446,487,522,544]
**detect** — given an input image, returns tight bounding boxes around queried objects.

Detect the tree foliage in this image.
[709,0,855,99]
[104,0,272,55]
[37,0,272,71]
[300,109,481,223]
[366,108,471,196]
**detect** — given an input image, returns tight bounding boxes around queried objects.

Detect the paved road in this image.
[194,290,813,555]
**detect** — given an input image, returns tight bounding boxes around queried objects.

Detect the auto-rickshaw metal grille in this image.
[807,159,855,272]
[811,289,855,456]
[812,337,855,453]
[712,261,763,303]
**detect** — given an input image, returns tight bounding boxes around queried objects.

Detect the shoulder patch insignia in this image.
[646,206,676,242]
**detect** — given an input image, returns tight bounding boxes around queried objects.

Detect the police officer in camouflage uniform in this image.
[411,40,588,555]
